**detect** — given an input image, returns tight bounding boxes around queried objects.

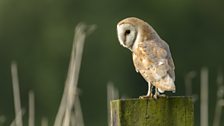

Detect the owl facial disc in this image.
[117,23,137,51]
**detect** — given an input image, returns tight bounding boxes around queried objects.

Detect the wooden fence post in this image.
[110,96,194,126]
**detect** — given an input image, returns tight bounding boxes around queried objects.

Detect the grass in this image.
[8,23,96,126]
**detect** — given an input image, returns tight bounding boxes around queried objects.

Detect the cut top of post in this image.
[110,96,194,126]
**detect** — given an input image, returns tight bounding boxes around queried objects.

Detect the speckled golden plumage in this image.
[117,17,175,98]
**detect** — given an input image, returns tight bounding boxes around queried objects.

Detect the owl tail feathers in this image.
[154,75,175,93]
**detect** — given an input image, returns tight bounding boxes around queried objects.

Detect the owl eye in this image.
[124,30,131,36]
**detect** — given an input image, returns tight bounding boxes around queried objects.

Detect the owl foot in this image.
[153,88,166,99]
[153,93,166,99]
[139,93,153,99]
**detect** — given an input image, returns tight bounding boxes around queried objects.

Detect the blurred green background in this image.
[1,0,224,125]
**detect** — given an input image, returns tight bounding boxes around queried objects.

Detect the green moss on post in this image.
[110,96,194,126]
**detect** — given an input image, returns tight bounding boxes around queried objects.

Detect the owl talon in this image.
[139,93,153,99]
[153,88,166,99]
[139,95,151,99]
[153,94,158,99]
[153,93,166,99]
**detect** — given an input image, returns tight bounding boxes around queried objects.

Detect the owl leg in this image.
[139,82,153,99]
[153,88,159,99]
[147,82,153,97]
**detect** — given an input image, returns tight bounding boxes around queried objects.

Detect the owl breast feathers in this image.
[117,17,175,93]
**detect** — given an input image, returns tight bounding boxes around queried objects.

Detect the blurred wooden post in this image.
[110,96,193,126]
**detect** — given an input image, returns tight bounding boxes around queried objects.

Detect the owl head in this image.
[117,17,158,51]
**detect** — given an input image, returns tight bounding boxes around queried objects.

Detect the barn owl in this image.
[117,17,175,99]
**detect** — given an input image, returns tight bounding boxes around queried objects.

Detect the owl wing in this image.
[167,54,175,81]
[160,40,175,81]
[133,40,175,91]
